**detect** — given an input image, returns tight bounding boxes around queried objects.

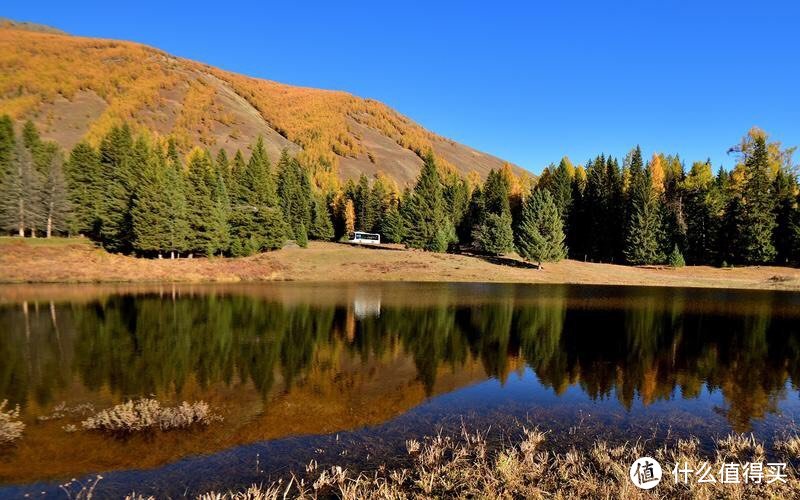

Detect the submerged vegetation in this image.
[0,399,25,445]
[81,398,220,434]
[115,428,800,499]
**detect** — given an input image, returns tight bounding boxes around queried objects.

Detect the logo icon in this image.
[630,456,662,489]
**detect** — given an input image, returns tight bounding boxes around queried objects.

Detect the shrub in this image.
[0,400,25,445]
[668,245,686,267]
[81,398,220,434]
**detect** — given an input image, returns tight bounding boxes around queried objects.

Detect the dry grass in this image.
[126,429,800,499]
[1,238,799,291]
[81,398,221,434]
[0,399,25,446]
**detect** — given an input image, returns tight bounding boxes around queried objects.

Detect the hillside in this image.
[0,23,527,184]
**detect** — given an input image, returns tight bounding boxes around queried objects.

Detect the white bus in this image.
[348,231,381,245]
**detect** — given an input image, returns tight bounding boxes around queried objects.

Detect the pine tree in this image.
[457,186,485,245]
[0,115,14,186]
[773,168,797,265]
[309,194,334,240]
[472,211,514,256]
[369,175,391,234]
[624,153,664,265]
[98,124,136,252]
[65,142,102,239]
[381,200,406,243]
[544,157,574,226]
[738,136,777,264]
[667,244,685,267]
[276,150,312,239]
[354,173,374,231]
[40,145,71,237]
[132,150,172,256]
[516,189,566,268]
[296,222,308,248]
[0,137,43,236]
[402,151,451,252]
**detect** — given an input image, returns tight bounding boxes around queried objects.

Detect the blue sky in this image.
[5,1,799,173]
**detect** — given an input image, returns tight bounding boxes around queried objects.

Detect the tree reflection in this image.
[0,287,798,432]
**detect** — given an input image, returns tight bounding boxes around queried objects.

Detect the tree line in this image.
[1,116,798,267]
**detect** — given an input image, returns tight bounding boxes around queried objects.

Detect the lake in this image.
[1,282,799,497]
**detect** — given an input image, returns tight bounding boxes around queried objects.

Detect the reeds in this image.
[81,398,220,434]
[0,399,25,445]
[183,429,800,499]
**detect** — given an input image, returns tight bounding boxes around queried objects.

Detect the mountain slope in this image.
[0,25,527,185]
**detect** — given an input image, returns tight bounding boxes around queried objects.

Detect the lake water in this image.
[1,282,799,498]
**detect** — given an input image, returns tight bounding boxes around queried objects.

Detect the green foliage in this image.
[624,153,665,265]
[516,189,566,267]
[668,245,686,267]
[98,124,136,252]
[380,202,405,243]
[296,222,308,248]
[402,151,452,253]
[738,136,777,264]
[473,211,515,256]
[276,149,312,238]
[309,195,334,241]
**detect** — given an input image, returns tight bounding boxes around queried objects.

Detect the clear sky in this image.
[4,1,799,173]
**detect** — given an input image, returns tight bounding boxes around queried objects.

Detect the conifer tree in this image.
[624,152,664,265]
[0,115,14,185]
[296,222,308,248]
[683,161,715,264]
[132,151,174,256]
[738,136,777,264]
[276,150,312,239]
[369,175,391,234]
[516,189,566,268]
[381,200,406,243]
[309,194,334,240]
[402,151,451,252]
[65,142,102,239]
[354,173,374,231]
[773,168,797,264]
[0,137,42,236]
[473,211,515,256]
[98,124,136,252]
[40,145,71,237]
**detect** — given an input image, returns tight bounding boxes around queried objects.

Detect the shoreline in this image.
[1,238,799,292]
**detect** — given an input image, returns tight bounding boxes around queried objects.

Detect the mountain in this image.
[0,22,528,185]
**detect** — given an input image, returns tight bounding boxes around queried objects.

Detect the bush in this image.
[0,400,25,445]
[81,398,220,434]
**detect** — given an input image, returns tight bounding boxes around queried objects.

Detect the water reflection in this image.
[2,283,799,437]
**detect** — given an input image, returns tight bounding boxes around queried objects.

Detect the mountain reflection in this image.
[1,284,799,433]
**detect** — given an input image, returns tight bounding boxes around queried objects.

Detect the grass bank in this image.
[1,237,799,291]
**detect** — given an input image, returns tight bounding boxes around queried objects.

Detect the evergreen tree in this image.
[354,173,374,231]
[543,157,574,226]
[0,137,43,236]
[98,124,136,252]
[402,151,451,252]
[458,186,485,245]
[369,175,391,234]
[276,150,312,239]
[683,161,716,264]
[773,168,797,264]
[40,145,71,237]
[472,211,514,256]
[738,136,777,264]
[309,194,334,240]
[381,200,406,243]
[184,150,216,255]
[667,244,685,267]
[65,142,102,239]
[132,150,174,256]
[483,169,511,216]
[0,115,14,186]
[624,152,664,265]
[516,189,566,268]
[296,222,308,248]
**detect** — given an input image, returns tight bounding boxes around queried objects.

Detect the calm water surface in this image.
[1,282,799,498]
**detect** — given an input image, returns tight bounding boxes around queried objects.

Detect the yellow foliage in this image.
[0,27,463,180]
[648,154,665,194]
